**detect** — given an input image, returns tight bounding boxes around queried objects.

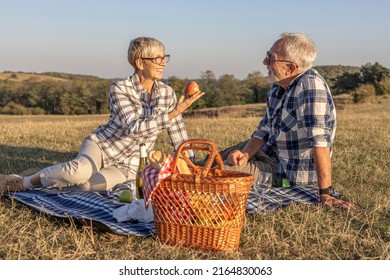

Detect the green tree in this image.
[333,72,362,94]
[315,65,361,89]
[73,80,94,114]
[360,62,390,95]
[214,74,245,106]
[0,79,19,107]
[40,81,64,114]
[0,101,29,114]
[91,80,111,114]
[243,71,270,102]
[166,76,187,97]
[199,70,217,108]
[378,76,390,96]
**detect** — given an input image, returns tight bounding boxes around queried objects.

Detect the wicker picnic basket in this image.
[151,139,254,252]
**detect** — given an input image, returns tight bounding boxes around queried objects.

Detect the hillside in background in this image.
[0,66,362,84]
[0,71,68,83]
[0,71,112,83]
[1,62,389,115]
[0,71,113,115]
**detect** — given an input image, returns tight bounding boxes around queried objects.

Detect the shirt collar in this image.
[130,72,145,95]
[288,68,315,89]
[130,72,162,96]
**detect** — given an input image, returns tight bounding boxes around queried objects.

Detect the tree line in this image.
[0,62,389,115]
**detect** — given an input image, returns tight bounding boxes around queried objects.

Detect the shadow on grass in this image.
[0,144,77,174]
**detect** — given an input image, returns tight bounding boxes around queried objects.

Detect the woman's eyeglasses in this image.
[141,55,170,65]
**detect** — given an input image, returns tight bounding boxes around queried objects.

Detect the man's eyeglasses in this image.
[265,51,297,67]
[141,55,170,65]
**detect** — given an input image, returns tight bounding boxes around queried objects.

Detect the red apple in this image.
[184,81,200,97]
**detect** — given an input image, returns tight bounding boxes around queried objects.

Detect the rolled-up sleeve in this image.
[300,78,335,148]
[253,114,270,141]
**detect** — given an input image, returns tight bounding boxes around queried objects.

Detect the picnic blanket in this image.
[7,183,155,237]
[6,172,322,237]
[245,183,320,213]
[141,154,321,213]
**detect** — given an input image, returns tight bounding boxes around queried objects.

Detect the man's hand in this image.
[227,150,249,166]
[320,194,359,211]
[226,138,264,166]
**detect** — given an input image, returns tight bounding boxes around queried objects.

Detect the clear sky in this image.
[1,0,389,80]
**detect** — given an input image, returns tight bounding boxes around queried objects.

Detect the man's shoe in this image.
[0,174,24,195]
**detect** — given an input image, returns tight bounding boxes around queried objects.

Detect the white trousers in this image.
[38,139,133,191]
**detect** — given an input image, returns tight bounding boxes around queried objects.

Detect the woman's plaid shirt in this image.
[87,73,192,176]
[253,69,336,186]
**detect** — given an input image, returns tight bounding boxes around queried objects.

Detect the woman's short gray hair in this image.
[277,32,317,71]
[127,37,165,69]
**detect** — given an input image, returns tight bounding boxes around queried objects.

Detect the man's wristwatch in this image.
[319,186,335,196]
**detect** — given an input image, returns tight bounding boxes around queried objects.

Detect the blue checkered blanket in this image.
[8,181,320,236]
[9,184,155,237]
[246,183,321,213]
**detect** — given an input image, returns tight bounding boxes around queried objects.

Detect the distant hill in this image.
[40,71,116,82]
[0,71,113,83]
[1,65,382,115]
[0,71,113,115]
[0,71,69,83]
[1,66,362,84]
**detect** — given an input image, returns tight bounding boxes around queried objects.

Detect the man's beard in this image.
[267,71,277,83]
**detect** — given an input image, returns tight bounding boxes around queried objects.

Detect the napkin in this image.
[112,199,154,223]
[142,154,174,208]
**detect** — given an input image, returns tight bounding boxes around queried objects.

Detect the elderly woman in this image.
[0,37,204,194]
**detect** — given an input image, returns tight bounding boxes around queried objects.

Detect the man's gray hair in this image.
[277,32,317,71]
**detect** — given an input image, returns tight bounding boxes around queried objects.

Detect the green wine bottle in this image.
[136,144,147,199]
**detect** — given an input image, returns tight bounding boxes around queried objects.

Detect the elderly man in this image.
[222,32,358,212]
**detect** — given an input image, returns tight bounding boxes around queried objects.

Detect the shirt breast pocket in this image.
[279,108,299,133]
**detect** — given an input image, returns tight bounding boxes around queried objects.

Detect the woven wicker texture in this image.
[151,139,254,251]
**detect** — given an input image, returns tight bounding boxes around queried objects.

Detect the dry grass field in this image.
[0,97,389,260]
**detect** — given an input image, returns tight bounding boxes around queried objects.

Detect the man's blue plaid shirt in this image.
[253,69,336,186]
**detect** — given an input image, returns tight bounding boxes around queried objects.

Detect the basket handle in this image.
[172,139,224,176]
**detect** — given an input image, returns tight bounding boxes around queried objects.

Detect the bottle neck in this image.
[140,144,147,158]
